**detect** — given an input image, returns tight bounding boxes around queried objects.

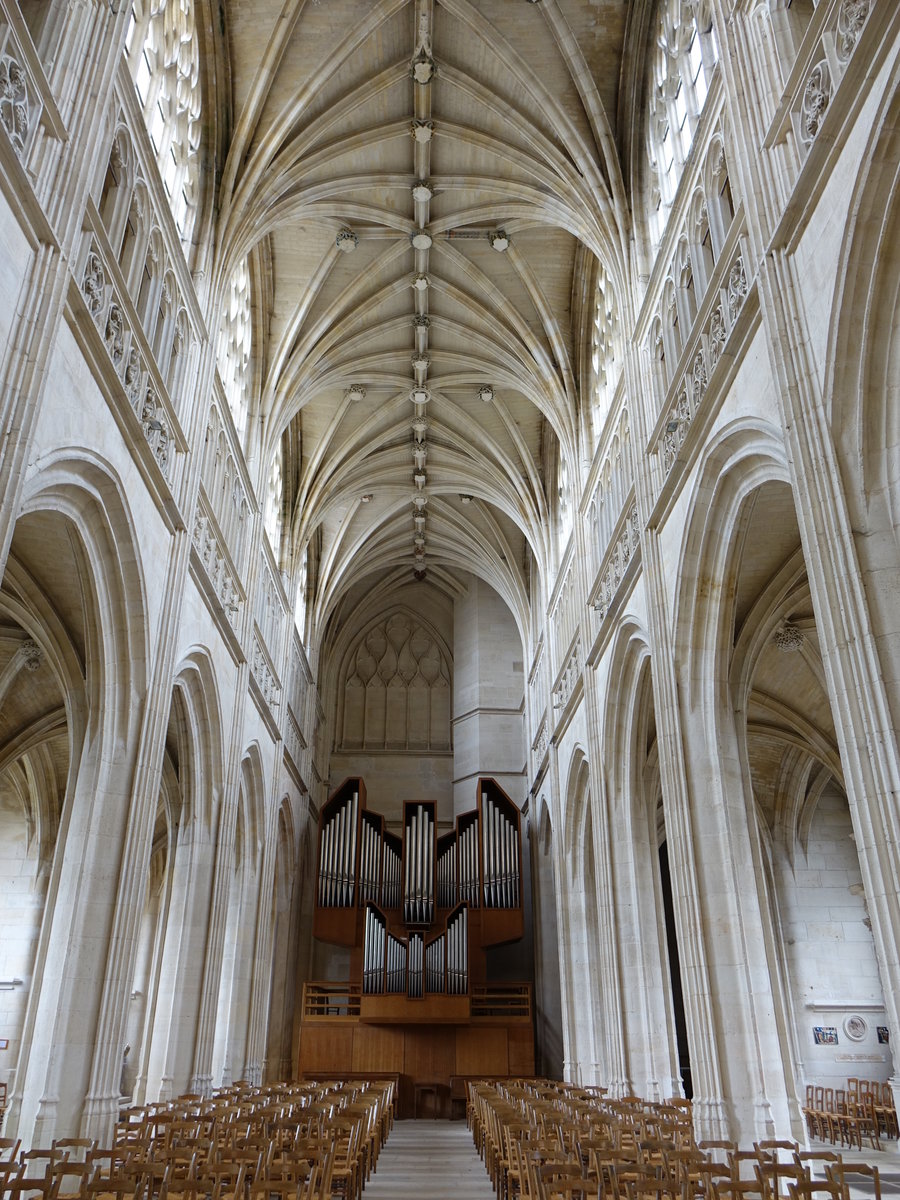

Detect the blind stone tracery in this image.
[339,613,451,753]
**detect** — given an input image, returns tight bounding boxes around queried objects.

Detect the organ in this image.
[312,777,524,1019]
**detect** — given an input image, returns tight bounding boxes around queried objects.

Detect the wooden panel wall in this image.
[298,1020,533,1115]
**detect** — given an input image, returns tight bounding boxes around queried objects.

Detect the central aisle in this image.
[364,1118,496,1198]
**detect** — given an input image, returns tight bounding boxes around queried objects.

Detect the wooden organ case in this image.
[300,777,534,1112]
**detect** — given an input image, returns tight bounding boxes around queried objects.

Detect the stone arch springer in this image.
[170,648,227,833]
[671,420,792,715]
[11,450,152,844]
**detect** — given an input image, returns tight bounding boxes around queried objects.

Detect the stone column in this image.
[143,813,217,1101]
[243,749,284,1084]
[452,575,526,815]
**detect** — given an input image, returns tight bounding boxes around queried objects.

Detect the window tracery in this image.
[590,263,623,441]
[557,450,573,546]
[264,442,284,560]
[216,257,253,442]
[125,0,201,244]
[647,0,718,244]
[294,547,308,642]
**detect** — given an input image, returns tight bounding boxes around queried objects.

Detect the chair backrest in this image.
[0,1138,22,1164]
[827,1161,881,1200]
[52,1139,98,1161]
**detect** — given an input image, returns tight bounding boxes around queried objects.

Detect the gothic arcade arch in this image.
[3,454,151,1143]
[602,620,683,1101]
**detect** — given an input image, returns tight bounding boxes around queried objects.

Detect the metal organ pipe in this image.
[382,840,400,909]
[325,812,336,906]
[408,933,423,998]
[346,791,358,905]
[424,810,433,923]
[363,905,386,994]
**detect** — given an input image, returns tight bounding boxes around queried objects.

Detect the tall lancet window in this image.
[216,257,253,441]
[125,0,202,244]
[591,263,623,442]
[263,442,284,560]
[557,451,573,548]
[294,547,308,642]
[647,0,718,245]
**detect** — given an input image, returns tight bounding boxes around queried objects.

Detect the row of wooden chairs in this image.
[802,1080,897,1149]
[0,1078,395,1200]
[468,1080,883,1200]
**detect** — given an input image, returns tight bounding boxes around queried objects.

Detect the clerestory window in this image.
[125,0,201,246]
[264,441,284,561]
[647,0,718,245]
[590,263,623,442]
[216,257,253,442]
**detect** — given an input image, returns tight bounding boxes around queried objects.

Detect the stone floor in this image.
[364,1118,495,1198]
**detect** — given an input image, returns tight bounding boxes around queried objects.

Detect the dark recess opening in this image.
[659,840,692,1099]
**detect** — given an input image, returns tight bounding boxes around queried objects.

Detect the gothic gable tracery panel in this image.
[337,612,451,753]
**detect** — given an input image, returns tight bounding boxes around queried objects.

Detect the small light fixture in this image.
[412,53,435,83]
[478,384,494,403]
[410,387,430,405]
[489,229,510,252]
[346,384,367,403]
[414,515,426,534]
[412,274,429,292]
[412,180,433,202]
[411,231,433,250]
[459,494,473,505]
[411,354,430,372]
[411,121,434,143]
[414,535,425,550]
[336,228,358,253]
[413,494,428,511]
[412,417,428,441]
[414,472,427,489]
[413,446,427,470]
[360,494,373,503]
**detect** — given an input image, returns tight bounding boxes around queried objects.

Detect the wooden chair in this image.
[3,1175,65,1200]
[246,1178,305,1200]
[711,1183,766,1200]
[786,1183,840,1200]
[51,1140,98,1167]
[826,1161,881,1200]
[50,1159,99,1200]
[536,1162,599,1200]
[328,1117,362,1200]
[0,1139,22,1164]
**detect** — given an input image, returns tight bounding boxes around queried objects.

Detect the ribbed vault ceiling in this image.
[216,0,632,642]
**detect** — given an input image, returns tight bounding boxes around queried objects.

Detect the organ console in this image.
[312,777,524,1015]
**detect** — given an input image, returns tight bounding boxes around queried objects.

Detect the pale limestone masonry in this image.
[0,0,897,1155]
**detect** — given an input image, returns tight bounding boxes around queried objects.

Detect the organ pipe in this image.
[316,778,521,1000]
[408,933,423,998]
[403,803,435,925]
[479,790,520,910]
